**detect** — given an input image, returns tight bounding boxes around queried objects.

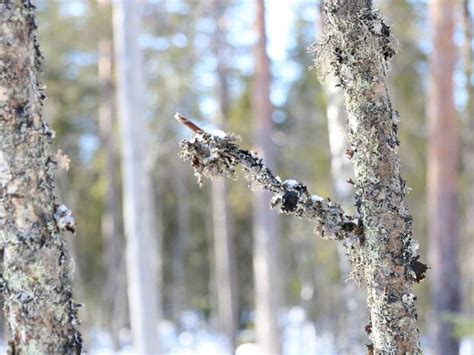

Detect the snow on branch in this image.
[176,113,362,242]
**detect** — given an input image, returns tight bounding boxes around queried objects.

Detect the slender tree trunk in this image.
[98,1,124,348]
[324,74,367,354]
[210,1,239,348]
[314,1,424,352]
[461,0,474,319]
[172,164,188,323]
[252,0,281,353]
[113,1,161,352]
[0,1,82,353]
[427,0,460,354]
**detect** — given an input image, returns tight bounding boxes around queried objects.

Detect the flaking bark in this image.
[0,1,82,353]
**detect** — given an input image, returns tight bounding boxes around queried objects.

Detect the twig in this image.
[176,113,362,242]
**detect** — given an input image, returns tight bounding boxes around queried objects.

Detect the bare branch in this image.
[176,113,362,242]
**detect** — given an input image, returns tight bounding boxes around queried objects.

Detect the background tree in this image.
[113,1,161,352]
[252,0,282,353]
[209,0,239,348]
[427,0,460,353]
[0,1,82,352]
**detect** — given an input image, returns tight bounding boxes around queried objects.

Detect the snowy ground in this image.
[0,307,472,354]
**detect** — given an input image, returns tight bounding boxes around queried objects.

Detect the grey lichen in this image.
[310,0,425,353]
[179,128,362,243]
[0,1,82,353]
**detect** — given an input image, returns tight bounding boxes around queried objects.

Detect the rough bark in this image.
[324,73,367,354]
[312,0,424,352]
[427,0,460,354]
[113,1,161,353]
[252,1,281,352]
[0,1,82,353]
[178,0,426,352]
[97,1,123,348]
[209,1,239,348]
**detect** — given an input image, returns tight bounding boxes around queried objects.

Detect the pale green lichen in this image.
[0,1,82,353]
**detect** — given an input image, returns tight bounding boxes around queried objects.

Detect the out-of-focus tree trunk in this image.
[252,0,281,353]
[113,1,161,353]
[172,164,188,323]
[0,1,82,353]
[461,0,474,317]
[97,0,124,348]
[324,75,367,354]
[210,0,239,348]
[427,0,460,354]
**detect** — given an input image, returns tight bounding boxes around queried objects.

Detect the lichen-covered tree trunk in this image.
[210,1,239,348]
[252,0,282,354]
[314,0,423,352]
[0,1,82,353]
[113,1,161,352]
[427,0,460,354]
[324,74,367,354]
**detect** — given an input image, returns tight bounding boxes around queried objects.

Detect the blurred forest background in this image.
[3,0,472,354]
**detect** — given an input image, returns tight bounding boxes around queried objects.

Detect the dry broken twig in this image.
[175,113,362,242]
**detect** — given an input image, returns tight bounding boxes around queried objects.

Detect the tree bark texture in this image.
[324,74,367,354]
[210,1,239,347]
[178,0,427,352]
[0,1,82,353]
[313,0,424,352]
[113,1,161,353]
[252,0,282,353]
[427,0,460,354]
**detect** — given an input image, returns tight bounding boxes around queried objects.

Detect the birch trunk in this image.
[324,75,367,354]
[97,2,124,347]
[314,0,424,352]
[113,1,161,352]
[252,0,281,353]
[0,1,82,353]
[210,1,239,347]
[427,0,460,353]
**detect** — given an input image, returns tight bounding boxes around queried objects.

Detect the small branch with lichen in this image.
[176,113,363,242]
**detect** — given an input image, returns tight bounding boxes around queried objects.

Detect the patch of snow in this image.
[208,129,227,138]
[311,195,324,202]
[283,179,298,188]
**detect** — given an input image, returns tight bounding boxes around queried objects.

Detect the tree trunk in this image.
[427,0,460,354]
[210,1,239,348]
[0,1,82,353]
[461,0,474,322]
[324,74,367,354]
[113,1,161,353]
[172,164,188,323]
[314,0,424,352]
[97,1,124,348]
[252,0,281,353]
